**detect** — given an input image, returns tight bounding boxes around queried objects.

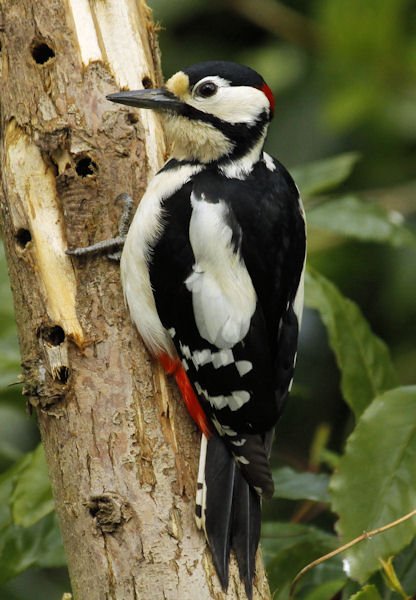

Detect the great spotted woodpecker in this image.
[107,61,306,597]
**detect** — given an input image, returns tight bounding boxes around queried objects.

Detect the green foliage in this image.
[349,585,383,600]
[1,1,415,597]
[262,521,344,598]
[272,467,330,503]
[305,268,397,418]
[330,387,416,582]
[262,140,415,598]
[308,196,416,247]
[291,153,360,198]
[0,445,65,584]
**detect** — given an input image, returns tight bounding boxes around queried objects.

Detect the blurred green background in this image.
[0,0,415,598]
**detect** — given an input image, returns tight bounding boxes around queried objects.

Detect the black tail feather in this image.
[204,435,236,589]
[231,468,261,600]
[202,435,263,597]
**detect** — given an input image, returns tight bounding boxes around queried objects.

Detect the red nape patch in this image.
[261,83,275,117]
[158,353,212,438]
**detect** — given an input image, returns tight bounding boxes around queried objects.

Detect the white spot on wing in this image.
[212,348,234,369]
[235,360,252,377]
[194,382,251,412]
[231,438,246,446]
[229,390,250,411]
[234,455,250,465]
[179,341,191,360]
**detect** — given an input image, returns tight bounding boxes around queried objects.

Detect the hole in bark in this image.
[126,112,139,125]
[41,325,65,346]
[31,42,55,65]
[75,156,98,177]
[57,366,70,384]
[15,228,32,248]
[142,76,153,89]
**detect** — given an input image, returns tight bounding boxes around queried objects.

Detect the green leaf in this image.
[330,386,416,583]
[11,444,54,527]
[0,444,54,531]
[291,152,360,197]
[272,467,330,503]
[262,522,344,598]
[0,512,66,584]
[302,578,346,600]
[348,585,383,600]
[305,268,397,417]
[308,195,416,247]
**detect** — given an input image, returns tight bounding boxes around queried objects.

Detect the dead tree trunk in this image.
[0,1,271,598]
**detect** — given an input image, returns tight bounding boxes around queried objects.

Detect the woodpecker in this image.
[107,61,306,597]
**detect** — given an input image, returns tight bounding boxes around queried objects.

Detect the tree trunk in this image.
[0,1,271,598]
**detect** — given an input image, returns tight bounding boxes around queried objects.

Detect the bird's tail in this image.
[196,434,269,599]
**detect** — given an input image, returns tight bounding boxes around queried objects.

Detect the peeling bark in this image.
[0,1,271,599]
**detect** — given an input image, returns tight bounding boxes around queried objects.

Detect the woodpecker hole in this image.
[56,366,70,384]
[15,228,32,248]
[40,325,65,346]
[142,76,153,89]
[126,112,139,125]
[75,156,98,177]
[31,41,55,65]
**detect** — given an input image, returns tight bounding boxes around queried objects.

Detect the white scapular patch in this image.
[120,161,204,357]
[263,152,276,172]
[235,360,253,377]
[181,358,189,371]
[186,194,257,349]
[195,434,208,533]
[168,327,176,338]
[195,382,250,412]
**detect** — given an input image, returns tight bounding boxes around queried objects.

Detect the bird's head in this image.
[108,61,274,165]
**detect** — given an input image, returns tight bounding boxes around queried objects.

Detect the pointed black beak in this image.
[106,88,185,113]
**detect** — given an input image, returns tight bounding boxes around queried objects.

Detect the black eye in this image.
[195,81,218,98]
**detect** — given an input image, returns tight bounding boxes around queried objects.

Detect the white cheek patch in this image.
[185,193,257,349]
[188,78,270,125]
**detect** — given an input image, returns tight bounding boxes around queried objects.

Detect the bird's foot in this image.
[66,193,134,261]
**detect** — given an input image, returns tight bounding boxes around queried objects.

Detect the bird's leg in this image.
[66,193,134,261]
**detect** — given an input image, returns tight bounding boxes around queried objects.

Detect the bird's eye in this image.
[195,81,218,98]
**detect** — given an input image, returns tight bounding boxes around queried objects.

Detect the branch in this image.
[290,508,416,598]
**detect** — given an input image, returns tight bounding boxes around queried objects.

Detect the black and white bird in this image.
[108,61,306,597]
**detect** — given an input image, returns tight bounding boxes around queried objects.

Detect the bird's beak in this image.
[106,88,185,113]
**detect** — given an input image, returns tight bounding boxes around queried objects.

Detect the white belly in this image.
[120,162,203,356]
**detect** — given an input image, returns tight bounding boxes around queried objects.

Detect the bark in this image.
[0,1,271,599]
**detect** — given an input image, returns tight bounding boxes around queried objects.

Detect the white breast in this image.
[120,162,202,356]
